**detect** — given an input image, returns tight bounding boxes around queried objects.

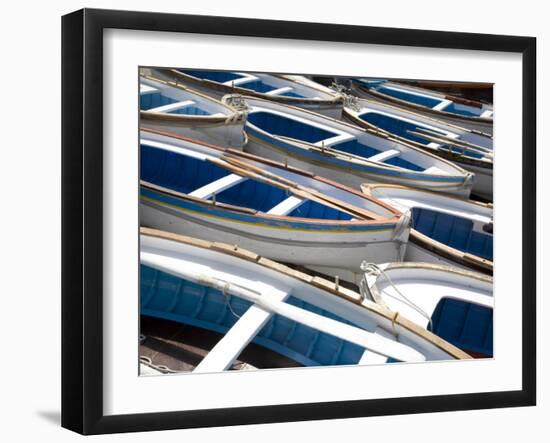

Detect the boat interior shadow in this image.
[140,316,303,372]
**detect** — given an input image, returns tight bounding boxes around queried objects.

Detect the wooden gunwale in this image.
[140,227,472,360]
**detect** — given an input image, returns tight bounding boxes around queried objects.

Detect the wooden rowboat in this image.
[140,74,246,148]
[396,79,493,104]
[350,79,493,135]
[140,228,471,373]
[362,184,493,275]
[147,68,343,119]
[140,130,411,282]
[360,262,493,357]
[344,96,493,200]
[233,95,474,197]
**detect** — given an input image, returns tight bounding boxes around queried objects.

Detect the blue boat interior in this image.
[359,112,449,147]
[360,80,487,117]
[279,90,306,98]
[239,80,306,98]
[141,265,395,366]
[358,112,482,160]
[240,79,277,93]
[369,84,444,109]
[179,69,244,83]
[441,102,484,117]
[428,297,493,356]
[247,111,424,171]
[140,144,352,220]
[141,92,178,110]
[411,207,493,260]
[438,145,483,159]
[141,144,228,194]
[140,91,210,115]
[247,111,337,143]
[166,105,210,116]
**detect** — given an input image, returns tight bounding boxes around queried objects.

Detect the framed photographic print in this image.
[61,8,536,435]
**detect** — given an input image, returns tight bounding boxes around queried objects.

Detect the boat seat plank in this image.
[358,327,393,364]
[368,149,400,163]
[193,290,290,373]
[140,84,157,94]
[432,99,452,111]
[147,100,195,113]
[222,75,257,86]
[188,174,247,199]
[266,195,305,216]
[266,86,293,96]
[423,166,445,175]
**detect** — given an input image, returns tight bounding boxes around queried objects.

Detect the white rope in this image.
[223,282,242,320]
[360,262,433,331]
[139,355,180,374]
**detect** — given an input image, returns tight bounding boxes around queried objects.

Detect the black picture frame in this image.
[61,8,537,435]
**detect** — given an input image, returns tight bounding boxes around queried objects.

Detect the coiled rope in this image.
[360,262,433,331]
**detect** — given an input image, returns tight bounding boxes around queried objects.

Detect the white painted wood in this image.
[432,99,452,111]
[188,174,247,199]
[193,290,289,373]
[423,166,446,175]
[222,73,258,86]
[266,196,304,215]
[358,327,394,364]
[140,84,157,94]
[147,99,195,113]
[480,110,493,118]
[368,149,400,163]
[266,86,293,96]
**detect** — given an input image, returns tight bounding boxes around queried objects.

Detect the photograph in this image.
[137,67,494,374]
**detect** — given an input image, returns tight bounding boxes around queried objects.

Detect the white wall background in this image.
[0,0,545,441]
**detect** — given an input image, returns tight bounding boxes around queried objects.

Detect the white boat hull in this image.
[141,202,407,279]
[245,136,472,197]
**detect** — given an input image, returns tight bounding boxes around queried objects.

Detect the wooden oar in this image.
[140,180,258,215]
[408,128,493,156]
[217,156,386,221]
